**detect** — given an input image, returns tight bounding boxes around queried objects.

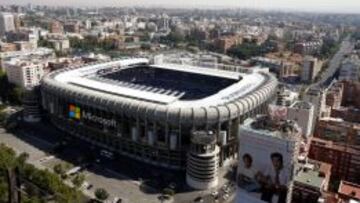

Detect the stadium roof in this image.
[53,58,267,107]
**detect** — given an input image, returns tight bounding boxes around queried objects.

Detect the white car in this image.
[113,197,122,203]
[211,191,218,197]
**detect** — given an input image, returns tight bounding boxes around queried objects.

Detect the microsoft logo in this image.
[69,104,81,119]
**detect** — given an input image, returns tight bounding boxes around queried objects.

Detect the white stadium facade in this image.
[40,58,278,178]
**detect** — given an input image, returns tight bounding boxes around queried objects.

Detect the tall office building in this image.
[0,13,15,36]
[301,56,322,83]
[235,115,301,203]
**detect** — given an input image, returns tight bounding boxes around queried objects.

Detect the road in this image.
[0,127,162,203]
[309,36,354,89]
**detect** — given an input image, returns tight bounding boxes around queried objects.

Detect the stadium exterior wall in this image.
[40,61,278,169]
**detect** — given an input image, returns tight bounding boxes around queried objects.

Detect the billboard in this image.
[68,104,117,128]
[235,128,296,203]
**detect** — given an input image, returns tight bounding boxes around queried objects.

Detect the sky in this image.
[2,0,360,14]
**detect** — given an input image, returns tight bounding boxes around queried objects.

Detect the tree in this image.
[53,164,66,177]
[94,188,109,201]
[72,173,85,188]
[227,42,264,60]
[0,144,84,203]
[162,188,175,196]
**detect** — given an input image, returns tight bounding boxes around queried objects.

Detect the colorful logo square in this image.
[69,104,81,119]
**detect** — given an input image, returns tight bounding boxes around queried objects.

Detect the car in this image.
[169,182,177,190]
[211,191,218,197]
[194,196,204,203]
[223,194,229,200]
[113,197,122,203]
[100,150,114,159]
[86,184,93,190]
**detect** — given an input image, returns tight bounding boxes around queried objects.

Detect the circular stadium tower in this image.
[40,58,278,170]
[186,131,219,189]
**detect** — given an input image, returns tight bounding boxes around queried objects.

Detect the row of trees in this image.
[316,38,340,59]
[227,40,278,60]
[0,143,85,203]
[69,36,117,52]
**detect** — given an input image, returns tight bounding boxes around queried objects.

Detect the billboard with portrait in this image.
[235,128,297,203]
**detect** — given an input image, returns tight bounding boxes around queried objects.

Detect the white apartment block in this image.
[4,59,46,88]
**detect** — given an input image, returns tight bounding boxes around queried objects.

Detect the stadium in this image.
[40,58,278,170]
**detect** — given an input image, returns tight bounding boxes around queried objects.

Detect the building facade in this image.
[236,115,301,203]
[0,13,15,36]
[309,138,360,184]
[41,59,278,170]
[4,59,45,88]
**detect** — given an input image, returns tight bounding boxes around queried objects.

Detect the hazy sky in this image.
[2,0,360,13]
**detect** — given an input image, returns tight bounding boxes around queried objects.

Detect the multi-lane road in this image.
[309,36,354,89]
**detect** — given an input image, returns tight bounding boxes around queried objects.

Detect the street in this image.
[309,36,354,89]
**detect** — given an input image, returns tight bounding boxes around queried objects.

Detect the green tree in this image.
[53,164,65,176]
[0,144,85,203]
[72,173,85,188]
[94,188,109,201]
[162,188,175,196]
[227,42,264,60]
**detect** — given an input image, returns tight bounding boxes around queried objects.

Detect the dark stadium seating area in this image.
[99,65,239,100]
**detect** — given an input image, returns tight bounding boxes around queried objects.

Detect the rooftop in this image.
[294,161,330,189]
[339,181,360,200]
[53,58,267,107]
[291,101,313,110]
[241,115,301,140]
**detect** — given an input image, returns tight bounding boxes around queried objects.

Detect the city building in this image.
[4,59,46,88]
[275,86,299,107]
[326,82,344,110]
[301,56,323,83]
[294,41,322,56]
[0,48,54,71]
[292,161,331,203]
[287,101,315,138]
[40,58,278,171]
[14,40,36,51]
[339,57,360,82]
[0,12,15,36]
[48,38,70,52]
[314,117,360,146]
[0,42,17,52]
[309,137,360,184]
[49,21,64,33]
[331,107,360,123]
[214,35,242,53]
[23,87,42,123]
[64,21,80,33]
[338,181,360,202]
[341,81,360,108]
[235,115,301,203]
[303,87,328,118]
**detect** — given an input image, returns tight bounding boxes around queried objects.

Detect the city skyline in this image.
[3,0,360,14]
